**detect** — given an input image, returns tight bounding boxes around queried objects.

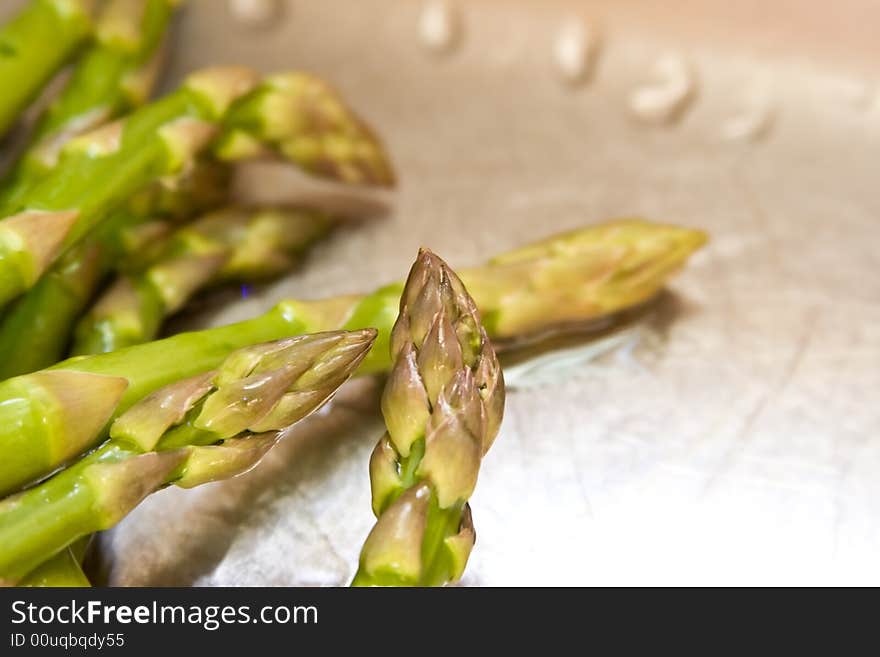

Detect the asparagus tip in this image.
[110,371,216,451]
[359,247,505,586]
[197,328,377,437]
[254,72,397,187]
[175,432,282,489]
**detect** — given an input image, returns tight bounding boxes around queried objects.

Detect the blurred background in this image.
[4,0,879,585]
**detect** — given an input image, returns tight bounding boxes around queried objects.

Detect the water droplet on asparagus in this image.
[553,18,598,85]
[628,53,696,124]
[227,0,281,28]
[418,0,460,54]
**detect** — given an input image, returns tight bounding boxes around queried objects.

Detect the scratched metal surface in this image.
[6,0,880,585]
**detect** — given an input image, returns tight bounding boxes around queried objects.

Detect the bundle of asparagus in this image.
[353,250,504,586]
[0,328,377,584]
[0,0,399,588]
[0,64,394,308]
[0,216,703,586]
[0,1,709,589]
[0,0,395,377]
[0,220,704,497]
[0,161,233,378]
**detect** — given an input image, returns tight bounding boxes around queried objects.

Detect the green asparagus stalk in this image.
[18,538,90,587]
[0,0,98,138]
[0,219,704,495]
[0,329,377,585]
[0,161,232,379]
[73,206,333,355]
[0,66,394,308]
[352,249,504,586]
[0,0,180,204]
[0,239,103,378]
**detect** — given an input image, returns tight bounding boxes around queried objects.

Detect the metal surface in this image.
[6,0,880,585]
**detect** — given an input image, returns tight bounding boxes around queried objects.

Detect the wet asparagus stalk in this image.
[0,0,98,138]
[352,250,504,586]
[0,0,180,204]
[18,538,91,587]
[0,66,394,308]
[0,329,377,585]
[73,206,333,355]
[0,162,231,379]
[0,219,704,495]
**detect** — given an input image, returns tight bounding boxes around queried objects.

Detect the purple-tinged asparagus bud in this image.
[86,450,186,528]
[444,504,476,581]
[385,249,505,479]
[416,369,484,508]
[175,433,281,489]
[195,364,303,438]
[380,342,430,458]
[359,483,432,583]
[249,329,378,431]
[369,434,404,516]
[111,329,378,446]
[110,371,215,451]
[355,249,505,587]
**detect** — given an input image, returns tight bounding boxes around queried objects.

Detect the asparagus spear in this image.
[73,206,333,355]
[0,0,180,203]
[0,162,232,379]
[0,0,98,138]
[0,219,704,495]
[351,250,504,586]
[215,73,396,187]
[0,329,377,585]
[457,217,707,340]
[0,239,104,378]
[0,66,394,307]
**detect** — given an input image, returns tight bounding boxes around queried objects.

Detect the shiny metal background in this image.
[4,0,879,585]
